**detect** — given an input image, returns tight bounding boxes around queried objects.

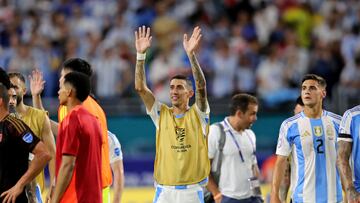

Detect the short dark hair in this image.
[62,58,93,77]
[64,72,91,102]
[0,67,11,89]
[0,83,9,109]
[296,96,304,106]
[8,72,26,83]
[170,75,193,90]
[301,74,327,88]
[229,93,258,115]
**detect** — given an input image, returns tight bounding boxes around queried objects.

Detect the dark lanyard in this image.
[224,121,256,163]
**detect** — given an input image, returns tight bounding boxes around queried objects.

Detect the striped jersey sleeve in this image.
[339,109,353,141]
[339,105,360,142]
[276,114,301,156]
[326,111,342,135]
[276,120,293,156]
[108,131,123,164]
[5,115,40,152]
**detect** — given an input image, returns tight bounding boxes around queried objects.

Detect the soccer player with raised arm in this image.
[135,26,210,203]
[270,74,343,203]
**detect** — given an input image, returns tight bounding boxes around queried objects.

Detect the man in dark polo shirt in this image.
[0,81,51,203]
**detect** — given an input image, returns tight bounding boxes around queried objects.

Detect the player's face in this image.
[8,87,17,108]
[10,77,25,106]
[58,81,70,105]
[240,104,258,129]
[169,79,193,107]
[301,79,326,107]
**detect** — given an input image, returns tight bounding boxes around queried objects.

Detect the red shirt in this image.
[56,106,102,203]
[58,96,112,188]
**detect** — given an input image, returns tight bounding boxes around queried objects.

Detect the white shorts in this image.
[153,180,206,203]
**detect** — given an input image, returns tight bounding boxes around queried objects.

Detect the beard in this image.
[9,105,16,114]
[9,105,20,118]
[16,96,22,106]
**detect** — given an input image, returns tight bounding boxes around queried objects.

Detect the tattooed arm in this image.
[337,140,360,203]
[134,26,155,111]
[183,26,208,112]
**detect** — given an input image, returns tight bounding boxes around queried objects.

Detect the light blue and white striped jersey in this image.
[338,105,360,191]
[276,110,342,203]
[108,131,123,164]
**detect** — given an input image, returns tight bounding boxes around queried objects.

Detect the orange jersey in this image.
[58,96,112,188]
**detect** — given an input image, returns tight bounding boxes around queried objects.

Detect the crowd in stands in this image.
[0,0,359,107]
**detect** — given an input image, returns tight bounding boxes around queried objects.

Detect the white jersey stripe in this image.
[323,117,338,202]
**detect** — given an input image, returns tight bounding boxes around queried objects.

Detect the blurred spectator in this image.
[104,14,133,49]
[0,34,20,68]
[243,37,261,70]
[69,5,100,39]
[313,7,343,44]
[235,54,256,95]
[92,45,132,98]
[213,15,231,39]
[134,0,156,27]
[282,28,309,86]
[340,53,360,98]
[308,40,343,98]
[229,23,247,55]
[282,2,314,48]
[211,38,237,98]
[39,11,69,48]
[152,1,179,53]
[256,44,298,107]
[254,1,279,45]
[8,42,37,77]
[341,23,360,64]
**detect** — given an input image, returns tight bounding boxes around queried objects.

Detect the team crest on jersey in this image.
[175,127,186,145]
[22,133,33,143]
[314,126,323,137]
[172,127,190,152]
[326,125,335,140]
[114,148,120,156]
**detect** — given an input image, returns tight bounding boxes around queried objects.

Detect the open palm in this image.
[135,26,152,53]
[183,26,202,55]
[29,69,45,96]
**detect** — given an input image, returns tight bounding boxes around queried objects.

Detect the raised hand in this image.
[29,69,45,96]
[183,26,202,55]
[135,26,152,54]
